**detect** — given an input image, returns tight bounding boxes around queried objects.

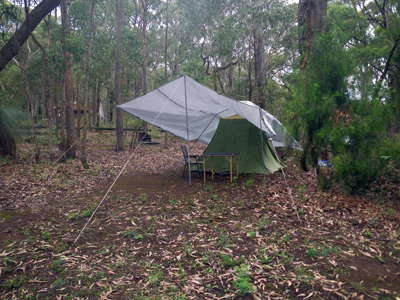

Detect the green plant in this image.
[233,264,255,296]
[244,177,255,188]
[260,254,273,265]
[217,232,231,248]
[122,230,144,240]
[67,204,97,220]
[246,231,256,238]
[148,270,164,286]
[41,231,51,241]
[331,100,390,194]
[280,234,292,243]
[51,259,65,273]
[211,193,220,200]
[184,243,194,256]
[295,267,315,282]
[51,278,67,289]
[276,251,294,264]
[306,247,319,258]
[0,155,10,166]
[2,275,26,290]
[220,254,244,268]
[204,184,214,192]
[257,217,271,230]
[137,193,149,204]
[306,244,340,258]
[169,197,178,205]
[383,208,397,216]
[81,205,96,218]
[0,106,25,157]
[362,229,374,238]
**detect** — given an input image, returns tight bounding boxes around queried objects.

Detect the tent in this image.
[118,75,300,175]
[203,117,283,174]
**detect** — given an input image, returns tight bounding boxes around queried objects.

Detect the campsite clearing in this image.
[0,132,399,299]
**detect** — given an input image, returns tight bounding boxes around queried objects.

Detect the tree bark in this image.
[115,0,124,151]
[388,45,400,132]
[140,0,149,95]
[61,0,76,159]
[298,0,327,172]
[0,0,61,73]
[247,49,253,101]
[298,0,327,70]
[253,30,265,108]
[164,0,169,82]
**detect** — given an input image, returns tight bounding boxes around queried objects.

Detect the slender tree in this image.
[0,0,61,73]
[115,0,124,151]
[61,0,76,159]
[298,0,327,70]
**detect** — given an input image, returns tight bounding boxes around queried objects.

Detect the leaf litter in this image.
[0,132,399,299]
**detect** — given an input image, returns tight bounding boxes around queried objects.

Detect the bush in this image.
[330,100,390,193]
[0,106,26,157]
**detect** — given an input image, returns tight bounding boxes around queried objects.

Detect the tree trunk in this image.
[80,0,96,168]
[298,0,327,70]
[298,0,327,171]
[115,0,124,151]
[389,46,400,132]
[140,0,149,95]
[61,0,76,159]
[253,30,265,108]
[164,0,169,82]
[0,0,61,73]
[247,50,253,101]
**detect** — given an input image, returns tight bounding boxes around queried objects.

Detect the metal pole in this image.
[184,75,191,185]
[259,107,266,181]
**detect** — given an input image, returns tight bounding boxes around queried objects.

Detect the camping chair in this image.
[181,145,204,178]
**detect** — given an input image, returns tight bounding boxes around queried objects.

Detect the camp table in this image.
[202,153,239,183]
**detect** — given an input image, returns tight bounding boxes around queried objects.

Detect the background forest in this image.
[0,0,399,194]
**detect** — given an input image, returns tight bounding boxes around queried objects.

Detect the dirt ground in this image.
[0,132,399,299]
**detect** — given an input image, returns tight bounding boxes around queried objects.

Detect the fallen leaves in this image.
[0,133,399,299]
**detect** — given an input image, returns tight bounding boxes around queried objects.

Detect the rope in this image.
[55,139,79,163]
[73,101,168,244]
[73,146,138,244]
[280,168,301,223]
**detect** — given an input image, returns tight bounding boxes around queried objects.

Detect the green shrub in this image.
[331,100,390,193]
[233,264,255,296]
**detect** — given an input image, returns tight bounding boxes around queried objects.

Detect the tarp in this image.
[118,75,301,149]
[204,118,283,174]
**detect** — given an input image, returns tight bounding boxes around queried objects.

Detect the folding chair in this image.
[180,145,204,178]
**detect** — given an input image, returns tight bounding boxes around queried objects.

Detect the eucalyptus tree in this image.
[353,0,400,131]
[61,0,76,159]
[0,0,61,72]
[115,0,124,151]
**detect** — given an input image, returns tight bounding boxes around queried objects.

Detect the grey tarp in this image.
[117,75,301,149]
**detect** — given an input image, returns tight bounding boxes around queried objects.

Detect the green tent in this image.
[203,117,283,174]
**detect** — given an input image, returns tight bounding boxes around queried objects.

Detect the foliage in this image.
[289,32,351,169]
[0,0,399,193]
[0,136,399,298]
[233,264,255,296]
[0,106,25,157]
[330,101,391,193]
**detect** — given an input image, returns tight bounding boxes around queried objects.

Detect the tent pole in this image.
[259,107,266,181]
[184,75,191,185]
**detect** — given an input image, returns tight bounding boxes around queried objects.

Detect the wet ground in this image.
[1,134,399,299]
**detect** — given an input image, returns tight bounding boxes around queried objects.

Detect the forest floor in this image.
[0,131,399,299]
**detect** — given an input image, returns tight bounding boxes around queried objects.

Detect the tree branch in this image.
[0,0,61,73]
[373,35,400,99]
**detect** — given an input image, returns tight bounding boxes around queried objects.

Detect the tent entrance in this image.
[203,119,283,174]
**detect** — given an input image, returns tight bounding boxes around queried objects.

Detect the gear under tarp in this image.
[117,75,301,150]
[204,118,283,174]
